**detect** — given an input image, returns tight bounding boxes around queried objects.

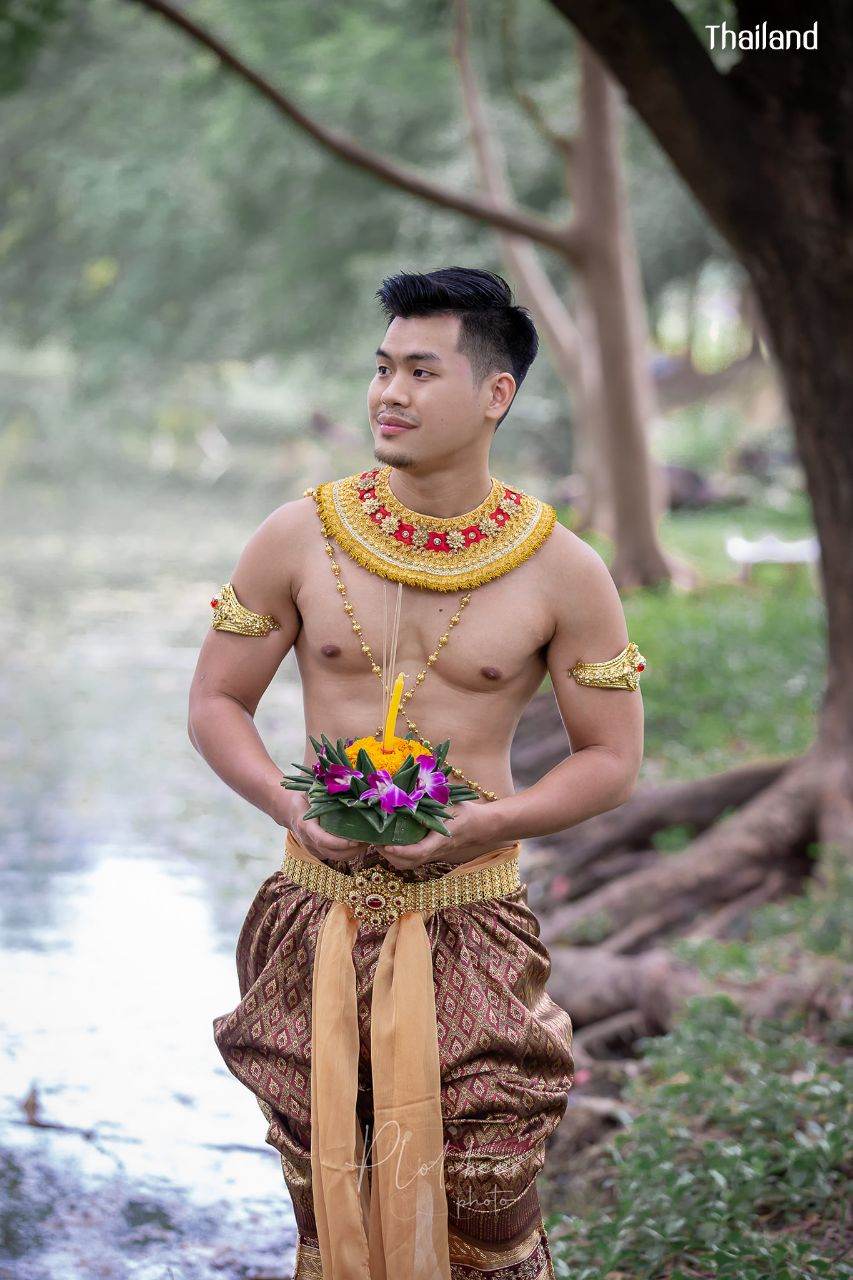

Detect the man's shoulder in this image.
[261,492,319,541]
[537,517,608,583]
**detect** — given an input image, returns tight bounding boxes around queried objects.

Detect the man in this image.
[190,266,645,1279]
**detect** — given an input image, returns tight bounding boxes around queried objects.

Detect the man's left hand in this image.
[381,800,504,871]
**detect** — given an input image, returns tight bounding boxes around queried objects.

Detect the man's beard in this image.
[373,443,414,468]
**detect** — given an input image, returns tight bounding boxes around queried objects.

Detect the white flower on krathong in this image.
[381,515,399,534]
[446,530,466,551]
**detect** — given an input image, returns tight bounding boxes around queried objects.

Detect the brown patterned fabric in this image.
[292,1225,557,1280]
[212,842,573,1275]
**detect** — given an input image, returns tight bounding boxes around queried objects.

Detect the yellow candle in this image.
[382,672,406,752]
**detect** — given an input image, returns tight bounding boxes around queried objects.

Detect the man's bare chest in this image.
[293,545,554,694]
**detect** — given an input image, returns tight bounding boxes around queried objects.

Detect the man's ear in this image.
[487,371,516,423]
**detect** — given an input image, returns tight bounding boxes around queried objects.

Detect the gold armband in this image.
[570,640,646,690]
[209,582,281,637]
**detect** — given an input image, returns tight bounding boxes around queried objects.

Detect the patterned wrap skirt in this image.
[212,837,574,1279]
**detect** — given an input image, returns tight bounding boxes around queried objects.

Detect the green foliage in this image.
[549,843,853,1277]
[565,911,613,946]
[547,494,823,783]
[675,843,853,985]
[650,823,697,854]
[0,0,731,404]
[752,853,853,968]
[549,994,851,1278]
[623,504,823,780]
[0,0,70,94]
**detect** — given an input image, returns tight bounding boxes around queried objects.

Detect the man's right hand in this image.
[277,788,372,862]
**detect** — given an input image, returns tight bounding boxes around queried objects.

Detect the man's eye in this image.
[413,369,431,378]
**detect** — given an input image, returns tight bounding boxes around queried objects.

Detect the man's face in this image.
[367,313,513,469]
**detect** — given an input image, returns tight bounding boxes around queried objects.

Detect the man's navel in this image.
[320,643,342,658]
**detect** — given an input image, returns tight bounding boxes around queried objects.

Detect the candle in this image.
[382,673,406,752]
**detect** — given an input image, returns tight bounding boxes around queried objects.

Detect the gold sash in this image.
[283,830,523,1279]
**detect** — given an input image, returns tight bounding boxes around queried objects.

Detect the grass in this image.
[553,493,825,783]
[542,491,848,1278]
[547,849,853,1280]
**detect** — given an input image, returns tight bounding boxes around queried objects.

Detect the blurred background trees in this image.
[1,0,760,511]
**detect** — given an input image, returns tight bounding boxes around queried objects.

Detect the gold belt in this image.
[280,847,522,929]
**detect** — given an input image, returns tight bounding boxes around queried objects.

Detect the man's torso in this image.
[289,495,570,804]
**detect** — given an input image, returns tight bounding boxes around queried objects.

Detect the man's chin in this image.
[373,443,414,468]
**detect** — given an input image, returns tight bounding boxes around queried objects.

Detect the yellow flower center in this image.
[344,735,431,775]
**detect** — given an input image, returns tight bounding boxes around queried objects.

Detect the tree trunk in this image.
[744,249,853,852]
[569,273,616,539]
[571,42,677,588]
[545,0,853,834]
[453,1,672,568]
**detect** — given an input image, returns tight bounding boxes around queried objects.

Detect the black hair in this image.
[374,266,539,428]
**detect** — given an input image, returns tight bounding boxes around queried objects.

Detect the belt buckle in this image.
[346,864,408,928]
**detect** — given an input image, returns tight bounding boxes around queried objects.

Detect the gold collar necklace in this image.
[309,465,556,592]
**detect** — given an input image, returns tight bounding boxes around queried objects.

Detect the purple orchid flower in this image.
[324,762,364,795]
[362,769,425,814]
[414,755,450,805]
[312,748,330,781]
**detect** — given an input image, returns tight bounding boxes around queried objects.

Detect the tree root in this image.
[553,755,789,876]
[541,751,820,949]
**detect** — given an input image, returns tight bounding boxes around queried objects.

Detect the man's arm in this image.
[487,526,644,843]
[187,501,305,826]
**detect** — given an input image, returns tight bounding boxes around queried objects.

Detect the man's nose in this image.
[380,372,410,404]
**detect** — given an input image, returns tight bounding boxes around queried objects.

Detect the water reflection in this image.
[1,480,307,1278]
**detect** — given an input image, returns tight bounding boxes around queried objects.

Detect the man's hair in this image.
[374,266,539,428]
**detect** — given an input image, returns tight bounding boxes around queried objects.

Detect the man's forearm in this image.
[486,746,634,843]
[188,693,289,824]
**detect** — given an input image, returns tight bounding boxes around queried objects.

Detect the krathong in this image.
[281,673,479,844]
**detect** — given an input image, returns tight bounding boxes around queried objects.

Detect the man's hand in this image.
[278,789,372,863]
[381,800,499,871]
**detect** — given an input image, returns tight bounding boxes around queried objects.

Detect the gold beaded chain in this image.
[305,486,498,802]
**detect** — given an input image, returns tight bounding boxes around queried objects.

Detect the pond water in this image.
[1,477,308,1279]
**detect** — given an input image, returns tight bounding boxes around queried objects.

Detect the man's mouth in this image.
[377,416,418,436]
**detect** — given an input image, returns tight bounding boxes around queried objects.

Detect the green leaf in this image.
[383,811,429,844]
[409,809,451,836]
[320,732,351,768]
[358,804,387,832]
[391,756,418,786]
[357,747,378,775]
[304,804,341,821]
[315,808,384,841]
[448,785,480,803]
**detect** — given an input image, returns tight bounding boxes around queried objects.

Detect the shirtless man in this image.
[189,266,644,1280]
[188,290,643,871]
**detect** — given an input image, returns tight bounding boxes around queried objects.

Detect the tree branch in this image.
[452,0,583,377]
[545,0,757,253]
[128,0,579,259]
[500,0,575,161]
